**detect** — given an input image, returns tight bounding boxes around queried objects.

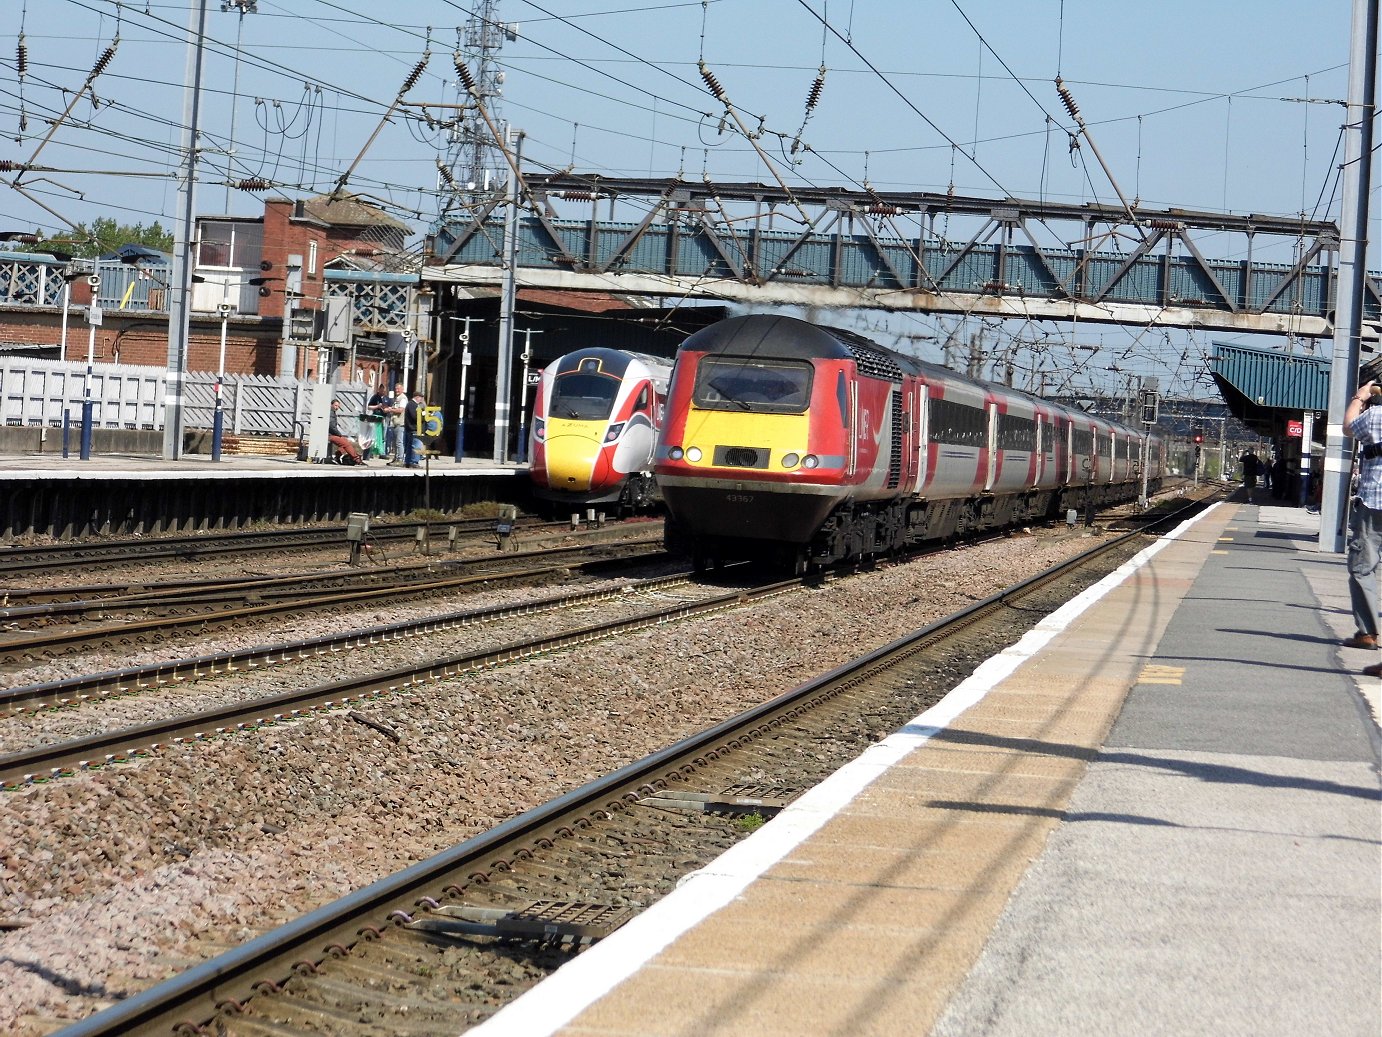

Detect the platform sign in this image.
[418,405,443,436]
[1286,419,1303,438]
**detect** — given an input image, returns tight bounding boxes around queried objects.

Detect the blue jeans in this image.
[1347,500,1381,637]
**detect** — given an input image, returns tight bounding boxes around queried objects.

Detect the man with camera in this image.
[1344,379,1382,677]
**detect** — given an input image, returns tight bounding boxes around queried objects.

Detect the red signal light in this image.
[1193,434,1204,444]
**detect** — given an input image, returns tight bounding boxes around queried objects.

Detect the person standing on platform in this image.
[1239,448,1261,497]
[1272,445,1289,500]
[362,382,390,460]
[386,383,407,465]
[1344,379,1382,676]
[404,391,424,467]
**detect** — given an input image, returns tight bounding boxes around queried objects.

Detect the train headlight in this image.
[533,418,546,442]
[802,454,820,469]
[782,452,800,468]
[604,422,624,443]
[686,446,703,462]
[668,446,684,461]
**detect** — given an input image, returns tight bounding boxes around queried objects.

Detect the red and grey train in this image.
[654,314,1163,571]
[528,347,674,514]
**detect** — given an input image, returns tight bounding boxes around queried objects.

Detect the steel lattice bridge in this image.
[426,173,1377,338]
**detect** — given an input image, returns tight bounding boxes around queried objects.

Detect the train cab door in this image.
[847,377,859,478]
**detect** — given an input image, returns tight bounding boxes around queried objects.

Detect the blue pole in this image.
[81,317,96,460]
[453,405,466,462]
[517,419,528,464]
[62,408,70,458]
[80,399,93,460]
[212,380,224,462]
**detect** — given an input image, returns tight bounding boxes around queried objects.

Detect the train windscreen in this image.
[550,372,620,420]
[693,357,812,414]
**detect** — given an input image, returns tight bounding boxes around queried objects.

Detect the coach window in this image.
[997,413,1035,451]
[930,398,985,447]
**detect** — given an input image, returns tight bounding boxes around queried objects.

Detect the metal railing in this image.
[0,357,365,437]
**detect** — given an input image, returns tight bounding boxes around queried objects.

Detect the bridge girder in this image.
[422,264,1331,337]
[428,174,1371,337]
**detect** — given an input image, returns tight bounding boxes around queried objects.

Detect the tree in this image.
[14,217,174,259]
[68,217,174,257]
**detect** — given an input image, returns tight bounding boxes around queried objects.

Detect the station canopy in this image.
[1210,341,1330,437]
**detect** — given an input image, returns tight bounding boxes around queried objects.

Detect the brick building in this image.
[0,193,418,387]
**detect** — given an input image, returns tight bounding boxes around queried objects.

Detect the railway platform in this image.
[470,500,1382,1037]
[0,451,528,539]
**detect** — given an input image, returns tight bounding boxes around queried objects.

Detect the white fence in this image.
[0,358,367,437]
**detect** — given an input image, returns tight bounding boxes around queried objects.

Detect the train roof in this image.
[548,347,673,394]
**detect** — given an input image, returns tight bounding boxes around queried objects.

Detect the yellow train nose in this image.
[543,434,603,492]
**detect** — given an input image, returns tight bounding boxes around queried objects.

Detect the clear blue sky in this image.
[0,0,1369,399]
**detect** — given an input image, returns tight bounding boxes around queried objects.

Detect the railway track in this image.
[43,496,1214,1036]
[0,535,665,667]
[0,562,777,787]
[0,516,582,577]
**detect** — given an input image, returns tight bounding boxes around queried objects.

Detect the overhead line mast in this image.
[445,0,518,211]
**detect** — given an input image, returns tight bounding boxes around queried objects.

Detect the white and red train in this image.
[528,347,673,514]
[654,314,1163,571]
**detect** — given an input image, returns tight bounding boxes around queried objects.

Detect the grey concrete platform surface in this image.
[467,502,1381,1037]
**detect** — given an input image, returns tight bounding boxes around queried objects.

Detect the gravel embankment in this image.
[0,529,1106,1034]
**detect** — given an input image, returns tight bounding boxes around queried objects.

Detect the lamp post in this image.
[447,315,480,463]
[214,301,231,461]
[81,272,102,460]
[198,273,277,461]
[515,326,542,465]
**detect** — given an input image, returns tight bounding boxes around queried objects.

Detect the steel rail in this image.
[0,565,784,788]
[0,518,572,575]
[0,553,678,715]
[0,536,664,665]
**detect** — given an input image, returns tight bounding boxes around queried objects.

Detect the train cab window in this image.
[634,385,652,413]
[693,357,813,414]
[551,371,620,420]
